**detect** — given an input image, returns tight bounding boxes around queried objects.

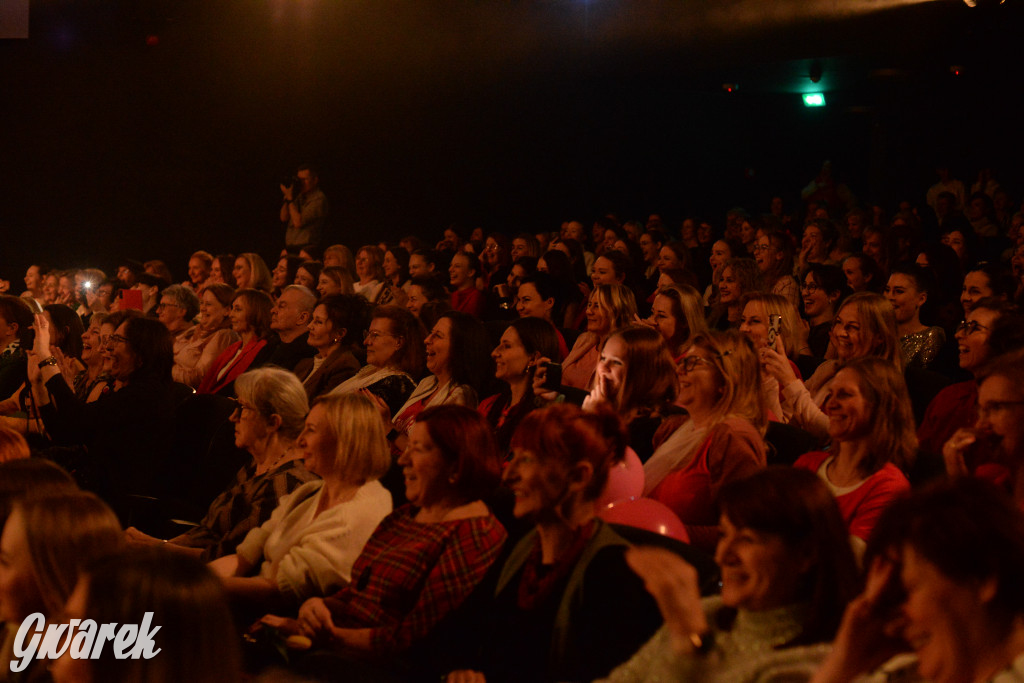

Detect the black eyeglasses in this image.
[800,282,820,293]
[104,334,128,348]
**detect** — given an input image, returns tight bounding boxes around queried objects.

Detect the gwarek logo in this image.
[10,612,161,672]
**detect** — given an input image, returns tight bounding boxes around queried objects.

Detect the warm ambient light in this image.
[803,93,826,107]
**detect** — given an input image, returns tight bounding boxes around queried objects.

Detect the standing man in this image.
[280,164,328,253]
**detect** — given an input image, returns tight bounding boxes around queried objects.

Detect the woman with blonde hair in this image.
[354,245,387,303]
[562,283,638,390]
[644,330,767,551]
[316,265,355,299]
[794,357,913,547]
[642,284,708,359]
[233,253,273,293]
[172,282,240,388]
[739,291,809,419]
[762,291,901,439]
[210,392,392,611]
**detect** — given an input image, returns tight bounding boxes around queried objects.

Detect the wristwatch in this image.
[37,356,59,369]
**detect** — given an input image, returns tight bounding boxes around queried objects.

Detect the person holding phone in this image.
[739,292,807,422]
[478,318,561,458]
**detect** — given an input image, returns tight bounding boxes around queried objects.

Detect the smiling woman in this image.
[599,467,859,683]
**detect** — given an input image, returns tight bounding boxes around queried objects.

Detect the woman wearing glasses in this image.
[942,351,1024,504]
[125,367,317,559]
[919,299,1024,467]
[644,330,767,552]
[753,229,799,310]
[328,305,424,418]
[761,292,901,440]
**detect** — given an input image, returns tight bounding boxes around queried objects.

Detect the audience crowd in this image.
[2,163,1024,682]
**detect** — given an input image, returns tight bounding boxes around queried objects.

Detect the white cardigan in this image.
[235,479,392,604]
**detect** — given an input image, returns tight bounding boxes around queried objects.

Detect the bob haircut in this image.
[805,263,849,310]
[835,292,902,368]
[13,491,123,617]
[597,249,633,282]
[80,548,241,683]
[507,317,562,368]
[371,305,426,377]
[234,368,309,441]
[437,311,493,396]
[0,295,34,347]
[721,257,761,297]
[122,316,174,383]
[842,253,885,293]
[511,403,627,503]
[868,477,1024,634]
[967,262,1017,303]
[591,283,638,332]
[740,292,803,362]
[320,265,355,296]
[718,466,859,644]
[231,289,274,339]
[213,255,237,289]
[318,293,372,347]
[313,392,391,483]
[687,330,766,433]
[603,325,678,416]
[237,253,272,293]
[760,230,796,283]
[415,405,502,502]
[838,357,917,474]
[202,282,236,310]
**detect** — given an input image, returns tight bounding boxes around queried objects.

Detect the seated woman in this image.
[584,324,679,462]
[377,246,411,307]
[354,245,387,304]
[644,330,767,551]
[316,265,355,299]
[642,284,708,360]
[562,284,637,391]
[812,478,1024,683]
[942,349,1024,503]
[294,294,370,401]
[918,299,1024,462]
[197,289,274,396]
[125,367,318,560]
[598,467,859,682]
[53,547,242,683]
[794,357,913,549]
[447,404,661,683]
[210,392,392,612]
[233,253,273,293]
[516,272,571,360]
[0,490,124,679]
[294,260,322,292]
[381,311,492,455]
[801,264,848,361]
[739,292,808,420]
[885,263,945,370]
[73,312,114,402]
[260,405,506,669]
[763,292,901,439]
[406,275,451,322]
[43,302,86,376]
[449,252,485,317]
[707,258,760,330]
[961,261,1016,316]
[328,305,424,417]
[754,229,800,310]
[842,252,884,294]
[30,314,180,506]
[172,282,239,388]
[480,317,561,457]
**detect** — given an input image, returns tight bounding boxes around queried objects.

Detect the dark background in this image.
[1,0,1021,280]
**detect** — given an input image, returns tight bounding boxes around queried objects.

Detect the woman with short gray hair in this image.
[125,367,317,560]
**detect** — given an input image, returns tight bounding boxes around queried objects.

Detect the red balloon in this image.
[595,446,644,508]
[598,497,691,544]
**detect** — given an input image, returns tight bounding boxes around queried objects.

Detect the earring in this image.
[448,474,458,484]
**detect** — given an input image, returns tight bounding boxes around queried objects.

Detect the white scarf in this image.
[642,419,709,494]
[329,364,410,396]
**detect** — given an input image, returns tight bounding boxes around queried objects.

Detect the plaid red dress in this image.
[323,504,507,652]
